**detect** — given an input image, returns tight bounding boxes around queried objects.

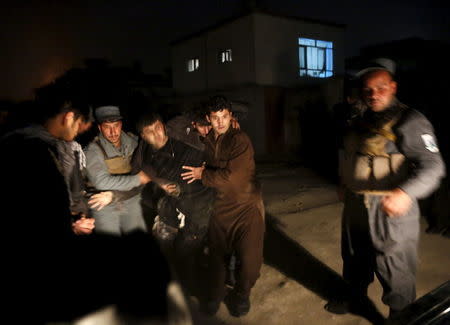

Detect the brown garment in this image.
[202,127,265,300]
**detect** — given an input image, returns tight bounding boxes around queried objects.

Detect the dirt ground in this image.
[190,163,450,325]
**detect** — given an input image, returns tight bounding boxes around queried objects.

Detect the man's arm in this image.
[397,111,446,199]
[382,111,446,217]
[84,143,141,191]
[201,133,253,189]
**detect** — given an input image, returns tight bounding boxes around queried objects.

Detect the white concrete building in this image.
[171,9,345,156]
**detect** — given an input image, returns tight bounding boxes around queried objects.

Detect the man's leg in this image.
[342,193,375,293]
[326,192,374,314]
[199,217,228,315]
[368,195,420,316]
[121,194,147,234]
[374,218,419,311]
[225,204,265,317]
[93,205,121,236]
[171,225,207,297]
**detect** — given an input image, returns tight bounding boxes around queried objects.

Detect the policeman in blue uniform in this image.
[327,58,446,319]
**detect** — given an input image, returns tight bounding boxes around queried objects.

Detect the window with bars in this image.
[298,38,333,78]
[187,58,199,72]
[218,49,232,63]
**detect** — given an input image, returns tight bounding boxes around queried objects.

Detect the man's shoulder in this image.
[0,131,24,148]
[167,115,191,130]
[85,137,103,155]
[396,106,432,131]
[170,137,203,155]
[171,136,192,149]
[1,132,57,176]
[1,131,48,154]
[124,131,138,142]
[228,128,251,144]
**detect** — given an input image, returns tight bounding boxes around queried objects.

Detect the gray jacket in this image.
[85,131,140,191]
[394,108,446,199]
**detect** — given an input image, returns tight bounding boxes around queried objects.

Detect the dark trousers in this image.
[206,203,265,301]
[342,191,420,310]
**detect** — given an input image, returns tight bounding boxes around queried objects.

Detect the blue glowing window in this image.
[298,38,333,78]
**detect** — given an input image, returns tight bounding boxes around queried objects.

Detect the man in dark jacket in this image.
[0,83,172,324]
[132,111,215,297]
[181,96,265,317]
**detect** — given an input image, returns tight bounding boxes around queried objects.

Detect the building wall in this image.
[283,77,344,154]
[172,36,207,94]
[172,12,345,94]
[171,13,345,156]
[253,12,345,87]
[206,15,256,90]
[171,15,255,95]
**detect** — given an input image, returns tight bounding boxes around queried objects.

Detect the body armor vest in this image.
[95,139,132,175]
[341,109,408,194]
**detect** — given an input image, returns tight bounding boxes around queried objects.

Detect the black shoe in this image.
[324,299,350,314]
[324,286,369,315]
[386,308,402,325]
[224,291,250,317]
[199,300,220,316]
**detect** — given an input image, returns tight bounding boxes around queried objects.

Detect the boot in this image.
[224,290,250,317]
[198,299,220,316]
[324,286,368,315]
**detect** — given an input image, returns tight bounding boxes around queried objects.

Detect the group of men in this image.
[0,86,264,322]
[81,97,264,317]
[0,57,446,324]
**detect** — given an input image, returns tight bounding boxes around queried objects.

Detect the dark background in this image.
[1,0,449,100]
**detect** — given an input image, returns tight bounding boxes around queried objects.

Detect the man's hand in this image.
[381,188,412,217]
[72,217,95,235]
[138,171,151,185]
[181,165,204,184]
[160,183,179,196]
[88,191,114,211]
[231,118,240,130]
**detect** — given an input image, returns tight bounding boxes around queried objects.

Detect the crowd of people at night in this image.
[0,57,447,325]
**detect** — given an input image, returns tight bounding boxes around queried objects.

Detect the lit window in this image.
[298,37,333,78]
[187,58,199,72]
[219,49,232,63]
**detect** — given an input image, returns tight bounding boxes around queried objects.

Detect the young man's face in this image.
[99,120,122,147]
[141,120,168,150]
[192,122,211,138]
[207,109,232,136]
[361,70,397,112]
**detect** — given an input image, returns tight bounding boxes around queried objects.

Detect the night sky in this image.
[1,0,449,100]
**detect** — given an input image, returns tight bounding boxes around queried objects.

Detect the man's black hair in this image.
[34,82,91,124]
[188,104,210,126]
[205,95,232,114]
[136,111,164,134]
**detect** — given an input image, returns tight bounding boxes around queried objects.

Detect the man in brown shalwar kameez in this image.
[181,96,265,317]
